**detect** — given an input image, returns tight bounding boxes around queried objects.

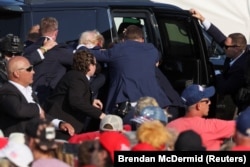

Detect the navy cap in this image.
[174,130,206,151]
[236,107,250,136]
[25,118,57,151]
[130,106,168,124]
[181,84,215,106]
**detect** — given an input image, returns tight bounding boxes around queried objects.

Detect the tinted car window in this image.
[202,29,226,71]
[156,14,210,93]
[163,19,195,58]
[22,8,111,44]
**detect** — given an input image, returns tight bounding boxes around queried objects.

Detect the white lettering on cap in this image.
[121,144,130,151]
[45,127,55,140]
[198,85,204,91]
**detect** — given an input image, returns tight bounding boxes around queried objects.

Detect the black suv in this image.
[0,0,219,117]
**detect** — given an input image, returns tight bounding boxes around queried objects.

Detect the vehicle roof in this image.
[1,0,182,11]
[0,0,23,5]
[23,0,179,6]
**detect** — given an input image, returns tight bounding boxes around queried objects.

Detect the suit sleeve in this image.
[88,49,111,62]
[68,76,103,119]
[0,94,40,119]
[23,41,44,65]
[207,24,227,47]
[76,45,111,62]
[57,45,74,66]
[24,50,44,65]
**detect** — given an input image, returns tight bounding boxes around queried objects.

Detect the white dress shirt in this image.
[8,81,61,129]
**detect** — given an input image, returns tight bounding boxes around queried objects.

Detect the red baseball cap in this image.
[99,131,130,162]
[0,137,8,149]
[132,142,156,151]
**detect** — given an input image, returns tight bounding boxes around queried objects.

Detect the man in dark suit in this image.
[0,56,75,137]
[24,17,73,105]
[87,25,172,113]
[190,9,250,113]
[44,50,106,134]
[0,34,57,88]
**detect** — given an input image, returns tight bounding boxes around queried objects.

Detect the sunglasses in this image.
[224,45,240,50]
[18,65,33,72]
[199,99,210,104]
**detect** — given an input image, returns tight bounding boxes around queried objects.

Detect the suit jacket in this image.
[24,49,46,66]
[44,70,103,134]
[24,37,74,104]
[207,24,249,96]
[0,82,52,136]
[85,40,172,112]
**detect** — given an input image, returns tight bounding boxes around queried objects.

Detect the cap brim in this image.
[203,86,215,98]
[130,117,149,124]
[0,150,5,158]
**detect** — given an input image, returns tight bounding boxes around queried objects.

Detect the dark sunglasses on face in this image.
[224,45,240,50]
[18,65,33,72]
[199,99,210,104]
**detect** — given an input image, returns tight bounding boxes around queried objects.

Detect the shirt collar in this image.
[86,75,90,81]
[230,50,245,66]
[9,80,27,91]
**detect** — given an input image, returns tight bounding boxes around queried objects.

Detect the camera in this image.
[0,34,23,56]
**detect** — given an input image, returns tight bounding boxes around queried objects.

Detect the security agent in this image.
[0,34,23,87]
[0,34,57,88]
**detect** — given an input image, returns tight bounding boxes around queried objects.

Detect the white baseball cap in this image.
[0,141,33,167]
[100,114,123,131]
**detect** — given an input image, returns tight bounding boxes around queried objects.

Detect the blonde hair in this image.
[165,127,179,151]
[135,96,159,116]
[79,30,104,48]
[0,158,15,167]
[55,143,75,167]
[136,120,171,150]
[40,17,58,34]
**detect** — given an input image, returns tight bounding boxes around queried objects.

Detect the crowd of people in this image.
[0,8,249,167]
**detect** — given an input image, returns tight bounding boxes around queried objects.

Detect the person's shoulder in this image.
[167,116,202,125]
[54,43,74,51]
[166,117,183,126]
[65,70,87,81]
[139,42,158,51]
[241,50,250,59]
[64,70,82,77]
[0,82,15,91]
[33,158,70,167]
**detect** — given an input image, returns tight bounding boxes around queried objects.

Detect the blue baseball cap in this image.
[130,106,168,124]
[236,107,250,136]
[181,84,215,106]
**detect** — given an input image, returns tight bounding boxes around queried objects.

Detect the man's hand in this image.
[189,8,205,22]
[99,113,106,119]
[39,108,45,119]
[59,122,75,136]
[42,38,58,52]
[92,99,103,110]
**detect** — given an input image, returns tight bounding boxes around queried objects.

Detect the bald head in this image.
[7,56,34,86]
[7,56,29,75]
